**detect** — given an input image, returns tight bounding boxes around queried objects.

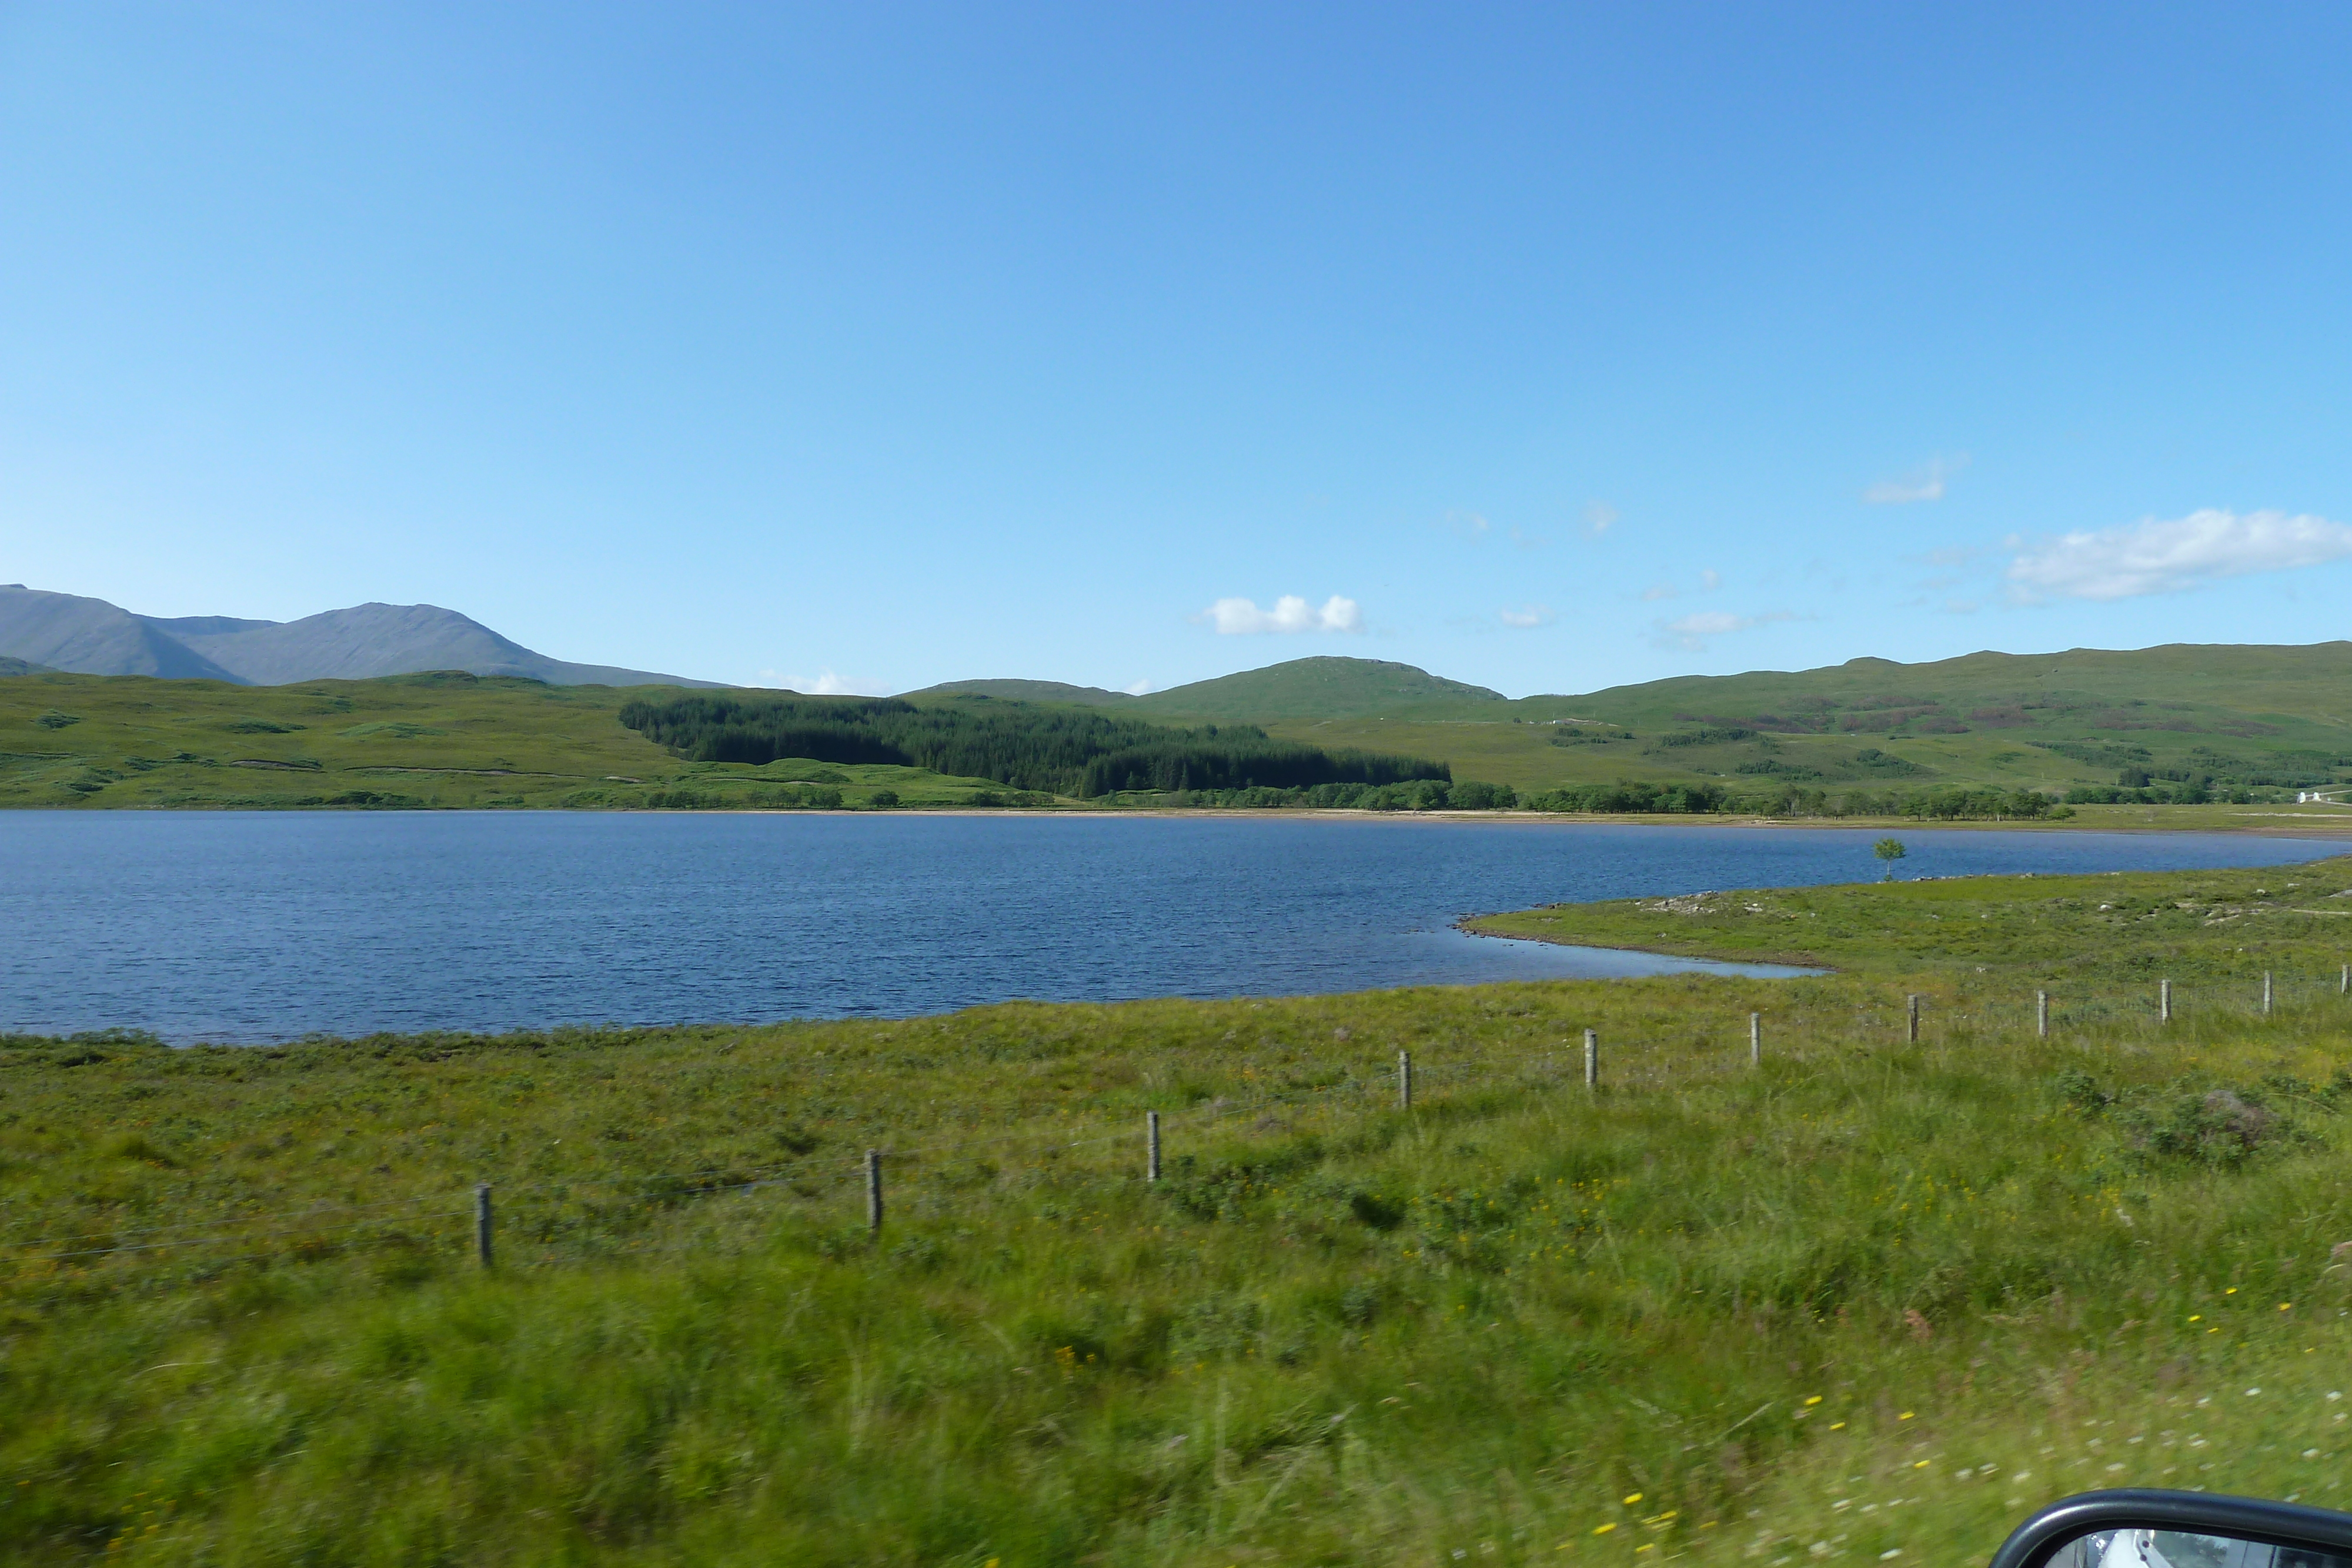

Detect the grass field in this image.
[14,857,2352,1563]
[1464,851,2352,984]
[0,671,1023,811]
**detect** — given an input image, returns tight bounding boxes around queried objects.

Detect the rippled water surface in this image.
[2,811,2340,1041]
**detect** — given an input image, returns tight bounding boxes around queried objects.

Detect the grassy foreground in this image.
[14,860,2352,1563]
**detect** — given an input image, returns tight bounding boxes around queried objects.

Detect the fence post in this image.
[2342,963,2349,998]
[2036,991,2050,1039]
[1147,1111,1161,1183]
[1583,1028,1598,1088]
[865,1149,883,1233]
[2160,978,2172,1024]
[2264,971,2274,1017]
[473,1182,493,1269]
[1398,1050,1412,1109]
[1749,1011,1761,1066]
[1906,994,1920,1044]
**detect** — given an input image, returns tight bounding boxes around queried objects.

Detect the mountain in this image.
[0,656,56,677]
[0,586,716,688]
[0,588,246,680]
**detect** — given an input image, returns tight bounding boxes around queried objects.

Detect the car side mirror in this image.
[1993,1490,2352,1568]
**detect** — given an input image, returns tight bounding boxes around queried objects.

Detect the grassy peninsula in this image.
[1465,858,2352,984]
[14,858,2352,1563]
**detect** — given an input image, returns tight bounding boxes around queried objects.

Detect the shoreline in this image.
[578,804,2352,836]
[17,801,2352,837]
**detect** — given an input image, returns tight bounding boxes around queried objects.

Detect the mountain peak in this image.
[0,586,716,688]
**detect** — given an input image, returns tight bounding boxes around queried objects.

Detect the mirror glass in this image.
[2048,1530,2352,1568]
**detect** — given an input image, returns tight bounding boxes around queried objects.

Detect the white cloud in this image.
[1865,453,1968,504]
[1655,609,1794,651]
[1441,509,1491,539]
[1122,678,1154,696]
[1700,568,1721,591]
[1583,500,1618,536]
[1499,604,1554,628]
[2006,508,2352,601]
[756,667,888,696]
[1202,594,1364,634]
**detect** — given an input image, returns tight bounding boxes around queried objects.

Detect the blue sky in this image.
[6,3,2351,697]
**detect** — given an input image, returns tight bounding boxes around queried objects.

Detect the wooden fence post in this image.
[2036,991,2050,1039]
[1583,1028,1598,1088]
[473,1182,493,1269]
[1147,1111,1161,1183]
[865,1149,883,1233]
[2160,978,2172,1023]
[2341,963,2349,998]
[1906,994,1920,1044]
[1398,1050,1412,1110]
[2264,971,2274,1017]
[1749,1011,1761,1066]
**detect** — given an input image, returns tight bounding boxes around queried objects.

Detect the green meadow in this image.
[14,858,2352,1562]
[0,672,1017,811]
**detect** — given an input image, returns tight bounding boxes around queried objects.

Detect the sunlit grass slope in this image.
[0,671,1024,810]
[14,859,2352,1563]
[1244,645,2352,799]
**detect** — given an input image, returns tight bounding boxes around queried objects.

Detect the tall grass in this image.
[12,867,2352,1562]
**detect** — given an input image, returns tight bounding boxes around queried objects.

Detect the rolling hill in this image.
[1037,646,2352,801]
[0,586,717,688]
[904,678,1131,706]
[908,657,1505,723]
[11,640,2352,814]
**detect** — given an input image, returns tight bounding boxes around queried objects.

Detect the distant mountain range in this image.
[0,586,717,688]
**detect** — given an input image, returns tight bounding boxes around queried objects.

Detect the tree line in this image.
[616,694,1450,798]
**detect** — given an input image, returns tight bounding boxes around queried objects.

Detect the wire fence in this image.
[8,963,2352,1287]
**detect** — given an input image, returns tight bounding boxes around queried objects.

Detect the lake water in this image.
[2,811,2341,1042]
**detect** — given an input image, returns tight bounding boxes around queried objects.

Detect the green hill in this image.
[1130,656,1506,723]
[1232,645,2352,804]
[903,658,1508,724]
[0,671,1027,811]
[901,678,1131,706]
[16,641,2352,815]
[1545,641,2352,733]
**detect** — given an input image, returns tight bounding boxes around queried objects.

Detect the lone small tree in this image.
[1873,837,1907,880]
